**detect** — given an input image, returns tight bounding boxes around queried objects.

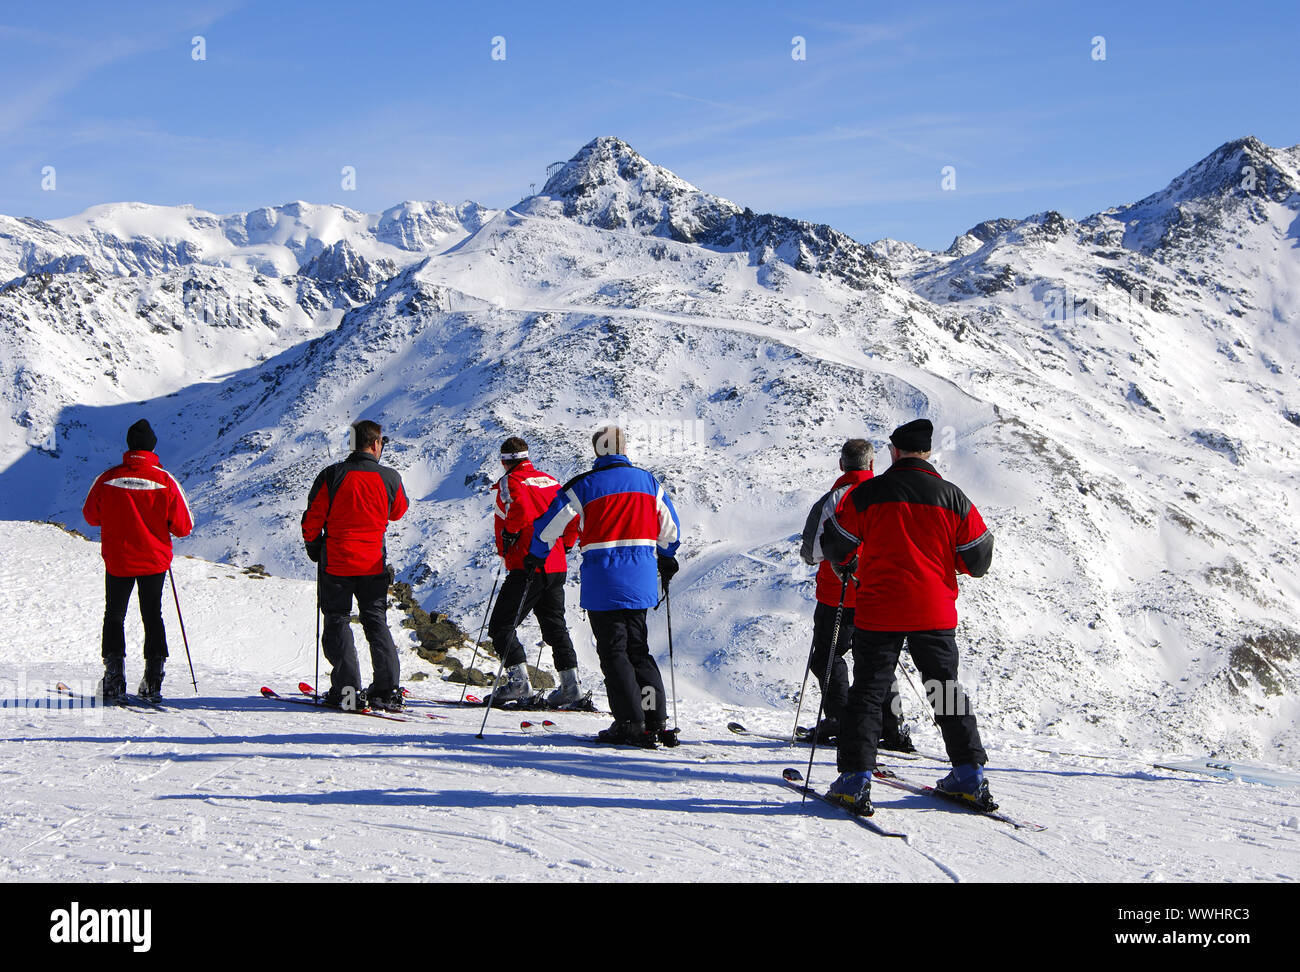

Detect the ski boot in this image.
[798,716,838,745]
[320,685,368,711]
[826,771,874,815]
[646,719,680,748]
[366,686,405,712]
[545,668,584,708]
[99,657,127,705]
[137,657,165,703]
[595,720,657,749]
[935,763,999,812]
[484,664,531,707]
[880,722,916,754]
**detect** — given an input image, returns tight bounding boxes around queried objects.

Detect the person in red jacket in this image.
[798,439,912,751]
[301,420,409,711]
[82,419,194,703]
[819,419,995,816]
[484,437,584,707]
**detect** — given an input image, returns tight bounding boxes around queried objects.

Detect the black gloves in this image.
[502,530,521,551]
[304,536,324,563]
[522,552,546,573]
[832,556,857,583]
[658,555,680,587]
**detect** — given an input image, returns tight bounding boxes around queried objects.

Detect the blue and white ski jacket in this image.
[529,454,681,611]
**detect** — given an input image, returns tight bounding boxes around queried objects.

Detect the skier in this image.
[484,436,586,708]
[301,420,409,712]
[819,419,995,814]
[526,425,681,748]
[82,419,194,703]
[799,439,913,752]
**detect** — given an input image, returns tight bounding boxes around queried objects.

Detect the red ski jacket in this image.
[800,469,873,608]
[301,452,408,576]
[83,451,194,577]
[493,460,575,572]
[820,458,993,631]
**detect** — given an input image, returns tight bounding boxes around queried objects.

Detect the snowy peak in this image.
[909,136,1300,266]
[526,136,891,290]
[374,200,493,251]
[946,217,1022,256]
[1131,136,1299,210]
[300,239,380,283]
[534,135,739,239]
[539,136,703,211]
[1106,136,1300,255]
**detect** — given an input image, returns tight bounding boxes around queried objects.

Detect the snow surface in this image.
[2,521,1298,882]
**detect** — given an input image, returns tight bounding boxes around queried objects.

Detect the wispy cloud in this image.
[0,3,241,138]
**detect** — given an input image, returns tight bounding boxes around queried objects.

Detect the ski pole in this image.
[167,568,198,693]
[802,576,848,802]
[461,563,503,702]
[789,635,817,747]
[788,563,824,744]
[898,655,940,731]
[531,581,546,672]
[665,585,679,732]
[476,572,534,739]
[314,559,322,701]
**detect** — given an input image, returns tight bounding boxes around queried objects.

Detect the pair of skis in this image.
[869,768,1045,831]
[52,681,169,711]
[410,691,603,715]
[259,683,447,723]
[781,767,910,840]
[780,765,1045,837]
[727,721,943,760]
[519,719,558,732]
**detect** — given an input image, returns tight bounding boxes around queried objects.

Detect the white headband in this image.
[500,451,528,460]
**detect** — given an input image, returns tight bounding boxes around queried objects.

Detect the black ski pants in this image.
[588,608,666,728]
[809,602,902,735]
[320,571,399,696]
[489,570,577,671]
[837,628,987,772]
[102,571,168,664]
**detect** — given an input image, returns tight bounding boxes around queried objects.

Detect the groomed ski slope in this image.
[2,522,1298,883]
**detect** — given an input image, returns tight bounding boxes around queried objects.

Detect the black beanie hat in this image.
[127,419,157,453]
[890,418,932,453]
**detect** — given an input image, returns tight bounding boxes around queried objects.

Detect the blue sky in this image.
[1,0,1295,250]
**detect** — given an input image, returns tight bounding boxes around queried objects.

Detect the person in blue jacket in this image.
[527,425,682,748]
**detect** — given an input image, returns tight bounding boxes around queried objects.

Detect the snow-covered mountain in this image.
[0,198,494,457]
[517,136,891,291]
[2,135,1298,763]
